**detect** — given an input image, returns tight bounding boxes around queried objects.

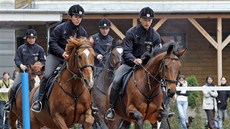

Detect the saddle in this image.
[119,68,135,96]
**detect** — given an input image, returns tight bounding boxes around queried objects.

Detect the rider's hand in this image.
[20,64,27,71]
[62,52,69,59]
[133,58,142,65]
[97,54,103,61]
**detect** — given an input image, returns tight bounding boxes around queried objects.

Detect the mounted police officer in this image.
[31,4,88,112]
[4,29,46,112]
[89,18,114,78]
[105,7,162,120]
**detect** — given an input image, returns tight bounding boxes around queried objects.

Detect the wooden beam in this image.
[153,18,167,30]
[217,18,222,85]
[222,34,230,49]
[63,14,230,20]
[133,18,138,26]
[156,14,230,19]
[110,21,125,39]
[188,18,217,49]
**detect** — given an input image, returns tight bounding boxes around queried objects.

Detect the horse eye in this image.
[78,55,82,59]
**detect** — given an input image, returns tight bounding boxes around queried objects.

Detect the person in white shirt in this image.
[176,75,189,129]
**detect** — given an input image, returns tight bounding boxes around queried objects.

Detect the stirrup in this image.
[4,103,11,112]
[92,105,99,114]
[31,100,42,113]
[105,108,116,120]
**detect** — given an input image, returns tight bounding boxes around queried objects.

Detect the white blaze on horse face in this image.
[116,48,123,54]
[83,49,90,57]
[34,75,40,87]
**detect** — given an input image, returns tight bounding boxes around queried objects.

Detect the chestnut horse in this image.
[92,44,123,129]
[30,37,95,129]
[107,42,186,129]
[8,61,44,129]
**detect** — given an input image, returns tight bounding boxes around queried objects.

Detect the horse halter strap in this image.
[75,45,94,71]
[66,45,94,81]
[160,55,179,86]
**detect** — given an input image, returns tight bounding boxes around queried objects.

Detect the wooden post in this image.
[217,18,222,85]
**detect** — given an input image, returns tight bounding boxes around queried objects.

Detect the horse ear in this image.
[167,45,174,55]
[175,48,187,57]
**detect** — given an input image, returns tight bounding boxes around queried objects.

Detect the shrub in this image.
[186,75,201,109]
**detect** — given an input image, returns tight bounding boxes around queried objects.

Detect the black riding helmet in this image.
[99,18,111,29]
[25,29,37,38]
[68,4,85,16]
[139,7,154,19]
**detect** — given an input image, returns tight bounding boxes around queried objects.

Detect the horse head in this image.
[108,40,123,70]
[159,43,186,97]
[28,61,45,88]
[65,36,95,89]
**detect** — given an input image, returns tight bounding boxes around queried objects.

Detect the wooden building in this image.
[0,0,230,84]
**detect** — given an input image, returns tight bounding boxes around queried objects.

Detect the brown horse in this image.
[106,42,186,129]
[8,61,44,129]
[30,37,95,129]
[92,44,123,129]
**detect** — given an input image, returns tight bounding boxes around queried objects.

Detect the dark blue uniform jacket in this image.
[48,20,88,59]
[122,24,161,67]
[14,43,46,71]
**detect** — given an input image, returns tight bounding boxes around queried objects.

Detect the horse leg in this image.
[51,113,69,129]
[118,119,131,129]
[128,111,143,129]
[83,109,94,129]
[8,112,17,129]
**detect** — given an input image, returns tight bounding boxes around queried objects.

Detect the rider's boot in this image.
[31,78,47,113]
[105,82,119,120]
[4,88,16,112]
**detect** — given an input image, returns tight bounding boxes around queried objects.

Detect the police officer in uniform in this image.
[89,18,114,78]
[31,4,87,112]
[4,29,46,112]
[105,7,162,120]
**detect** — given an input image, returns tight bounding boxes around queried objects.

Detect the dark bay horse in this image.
[107,42,186,129]
[8,61,44,129]
[92,44,123,129]
[30,37,95,129]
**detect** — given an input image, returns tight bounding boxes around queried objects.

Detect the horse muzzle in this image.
[167,88,176,98]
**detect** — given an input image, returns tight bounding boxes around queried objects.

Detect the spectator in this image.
[176,74,189,129]
[12,69,19,80]
[89,18,114,78]
[216,77,230,129]
[202,76,218,129]
[0,72,14,129]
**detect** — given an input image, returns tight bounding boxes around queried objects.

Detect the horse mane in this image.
[151,41,181,57]
[65,36,91,55]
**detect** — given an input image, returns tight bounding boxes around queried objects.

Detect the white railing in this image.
[177,86,230,91]
[1,86,230,93]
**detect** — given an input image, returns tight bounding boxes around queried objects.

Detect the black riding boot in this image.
[105,82,120,120]
[31,78,47,112]
[4,88,16,112]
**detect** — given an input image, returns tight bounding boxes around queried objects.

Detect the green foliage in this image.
[186,75,201,109]
[169,101,181,128]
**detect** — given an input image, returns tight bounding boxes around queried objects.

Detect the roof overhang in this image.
[0,9,63,28]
